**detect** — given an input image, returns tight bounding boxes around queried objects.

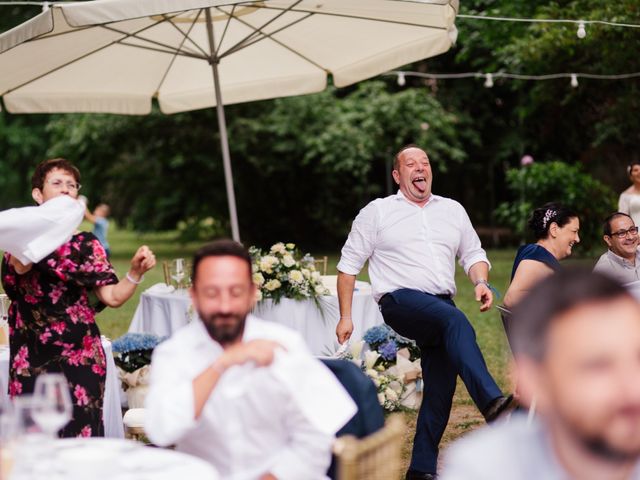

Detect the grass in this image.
[4,225,600,472]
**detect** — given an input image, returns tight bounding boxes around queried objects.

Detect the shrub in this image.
[494,161,616,254]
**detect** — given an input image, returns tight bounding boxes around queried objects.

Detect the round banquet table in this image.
[0,337,124,438]
[8,437,219,480]
[128,281,384,355]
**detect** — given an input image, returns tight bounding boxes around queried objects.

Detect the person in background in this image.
[2,158,155,437]
[503,202,580,309]
[336,144,512,480]
[442,269,640,480]
[594,212,640,284]
[145,240,356,480]
[85,202,111,258]
[619,160,640,226]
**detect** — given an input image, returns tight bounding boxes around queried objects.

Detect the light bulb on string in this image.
[570,74,579,88]
[397,72,406,87]
[484,73,494,88]
[577,21,586,39]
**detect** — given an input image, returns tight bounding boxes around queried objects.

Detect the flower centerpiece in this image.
[249,242,329,304]
[112,333,165,408]
[339,324,422,412]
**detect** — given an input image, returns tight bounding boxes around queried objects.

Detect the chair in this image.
[333,414,405,480]
[314,255,328,275]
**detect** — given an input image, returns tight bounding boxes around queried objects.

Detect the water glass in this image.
[32,374,72,438]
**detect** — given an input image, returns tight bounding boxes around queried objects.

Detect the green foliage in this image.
[176,216,225,243]
[495,161,616,253]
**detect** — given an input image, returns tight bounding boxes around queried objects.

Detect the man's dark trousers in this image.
[379,288,502,474]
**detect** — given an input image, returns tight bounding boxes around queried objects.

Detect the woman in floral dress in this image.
[1,158,156,437]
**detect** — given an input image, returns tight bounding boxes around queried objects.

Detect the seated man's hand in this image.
[221,339,284,369]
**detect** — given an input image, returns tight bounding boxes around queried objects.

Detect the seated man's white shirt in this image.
[337,191,490,301]
[145,315,357,480]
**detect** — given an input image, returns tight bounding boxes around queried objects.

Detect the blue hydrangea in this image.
[379,340,398,361]
[112,333,165,353]
[363,325,391,346]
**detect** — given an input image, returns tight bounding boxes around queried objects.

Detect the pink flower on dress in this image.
[65,304,95,325]
[79,425,92,438]
[3,273,15,286]
[82,335,98,358]
[15,310,24,329]
[51,321,66,334]
[39,329,52,344]
[56,243,72,257]
[74,385,90,406]
[92,363,106,376]
[9,380,22,397]
[24,294,38,304]
[49,283,67,304]
[12,345,30,374]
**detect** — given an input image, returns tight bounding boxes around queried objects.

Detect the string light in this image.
[577,21,586,38]
[570,74,579,88]
[457,14,640,30]
[397,72,406,87]
[391,71,640,86]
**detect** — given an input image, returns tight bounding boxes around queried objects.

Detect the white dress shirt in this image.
[145,315,357,480]
[337,191,490,301]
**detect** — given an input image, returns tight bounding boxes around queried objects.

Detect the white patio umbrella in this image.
[0,0,459,241]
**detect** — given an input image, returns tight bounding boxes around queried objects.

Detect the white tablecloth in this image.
[129,282,384,355]
[0,337,124,438]
[9,437,219,479]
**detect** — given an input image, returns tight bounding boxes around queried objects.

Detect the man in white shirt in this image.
[442,269,640,480]
[336,145,512,480]
[145,240,356,480]
[594,212,640,283]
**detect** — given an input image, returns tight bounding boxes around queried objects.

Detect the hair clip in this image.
[542,209,556,229]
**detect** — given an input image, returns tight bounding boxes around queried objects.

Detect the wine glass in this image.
[32,373,72,438]
[171,258,186,290]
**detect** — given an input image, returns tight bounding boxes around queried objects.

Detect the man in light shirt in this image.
[336,145,512,480]
[594,212,640,283]
[146,240,356,480]
[442,269,640,480]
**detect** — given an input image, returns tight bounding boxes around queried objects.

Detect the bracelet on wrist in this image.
[474,279,489,287]
[126,272,144,285]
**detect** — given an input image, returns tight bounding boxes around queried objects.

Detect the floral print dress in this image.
[1,232,118,437]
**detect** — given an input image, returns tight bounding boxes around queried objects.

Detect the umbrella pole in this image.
[206,9,240,242]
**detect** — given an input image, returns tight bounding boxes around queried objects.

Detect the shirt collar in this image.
[606,248,640,268]
[394,189,441,206]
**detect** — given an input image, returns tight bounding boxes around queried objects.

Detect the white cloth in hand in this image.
[0,195,85,264]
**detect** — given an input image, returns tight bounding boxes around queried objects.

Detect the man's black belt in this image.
[378,291,452,305]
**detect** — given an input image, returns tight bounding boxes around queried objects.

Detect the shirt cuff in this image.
[336,258,361,276]
[461,256,491,275]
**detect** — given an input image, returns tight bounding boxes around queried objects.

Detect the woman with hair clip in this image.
[619,160,640,226]
[503,202,580,309]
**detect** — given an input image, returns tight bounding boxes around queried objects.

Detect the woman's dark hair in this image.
[627,159,640,176]
[528,202,578,240]
[31,158,81,190]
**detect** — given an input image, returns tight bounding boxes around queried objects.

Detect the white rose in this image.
[377,393,385,405]
[365,368,378,379]
[314,284,328,295]
[259,255,279,274]
[282,254,296,268]
[385,388,399,402]
[311,271,321,281]
[364,351,381,369]
[286,243,295,250]
[255,290,263,301]
[288,270,304,284]
[301,268,311,278]
[264,279,281,291]
[350,340,364,360]
[252,272,265,286]
[270,243,286,254]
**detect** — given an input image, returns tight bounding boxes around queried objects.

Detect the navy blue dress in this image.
[510,244,561,280]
